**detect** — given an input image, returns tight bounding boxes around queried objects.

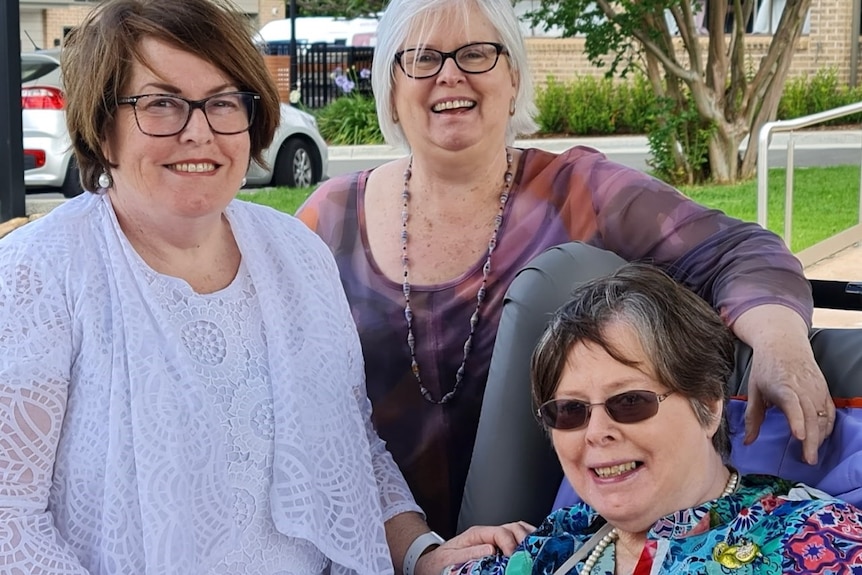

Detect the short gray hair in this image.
[530,264,734,459]
[371,0,538,150]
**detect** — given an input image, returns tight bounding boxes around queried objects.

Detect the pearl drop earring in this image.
[98,171,112,189]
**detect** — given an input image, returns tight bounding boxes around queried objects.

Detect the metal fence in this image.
[264,42,374,108]
[757,101,862,266]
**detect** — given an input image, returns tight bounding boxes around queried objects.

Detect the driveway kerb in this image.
[328,129,862,160]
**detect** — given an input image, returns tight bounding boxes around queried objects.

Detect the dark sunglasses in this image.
[537,390,675,430]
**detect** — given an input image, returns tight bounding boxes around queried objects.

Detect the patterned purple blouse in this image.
[296,146,812,537]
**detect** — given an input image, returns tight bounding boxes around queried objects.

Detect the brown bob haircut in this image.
[530,263,735,458]
[61,0,281,191]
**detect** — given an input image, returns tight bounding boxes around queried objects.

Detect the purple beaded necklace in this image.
[400,149,514,404]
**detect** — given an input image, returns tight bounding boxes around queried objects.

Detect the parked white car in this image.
[246,103,328,188]
[21,49,327,197]
[21,49,79,197]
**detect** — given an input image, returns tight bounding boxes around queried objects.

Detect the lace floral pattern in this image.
[0,193,420,574]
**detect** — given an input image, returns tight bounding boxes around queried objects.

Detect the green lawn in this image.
[237,186,314,214]
[239,165,862,253]
[680,165,860,252]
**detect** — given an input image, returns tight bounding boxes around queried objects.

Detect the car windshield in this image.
[21,60,59,83]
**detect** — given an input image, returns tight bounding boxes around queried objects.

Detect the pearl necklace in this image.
[577,471,740,575]
[400,149,514,404]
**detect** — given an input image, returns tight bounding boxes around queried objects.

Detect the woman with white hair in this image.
[297,0,832,542]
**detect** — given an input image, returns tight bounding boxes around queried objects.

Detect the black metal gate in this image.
[265,42,374,108]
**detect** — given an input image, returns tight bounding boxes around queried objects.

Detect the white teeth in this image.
[171,162,216,173]
[432,99,475,112]
[594,462,637,478]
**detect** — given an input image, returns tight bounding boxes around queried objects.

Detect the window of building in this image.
[699,0,810,35]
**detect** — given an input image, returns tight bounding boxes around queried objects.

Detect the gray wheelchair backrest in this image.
[458,242,862,533]
[458,243,626,531]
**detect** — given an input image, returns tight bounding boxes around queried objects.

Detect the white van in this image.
[258,17,378,47]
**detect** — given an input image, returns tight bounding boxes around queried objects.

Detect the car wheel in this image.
[61,159,84,198]
[273,138,316,188]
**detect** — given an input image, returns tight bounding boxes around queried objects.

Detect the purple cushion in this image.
[552,399,862,510]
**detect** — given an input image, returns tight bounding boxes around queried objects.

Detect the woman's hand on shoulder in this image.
[732,305,834,465]
[415,521,534,575]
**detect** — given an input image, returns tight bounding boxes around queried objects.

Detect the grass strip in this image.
[238,165,862,253]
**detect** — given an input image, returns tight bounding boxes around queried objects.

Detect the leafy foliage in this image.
[778,69,862,125]
[295,0,385,18]
[527,0,814,183]
[534,74,655,135]
[315,94,383,145]
[646,96,714,186]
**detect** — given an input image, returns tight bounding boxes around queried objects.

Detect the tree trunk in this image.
[708,120,746,184]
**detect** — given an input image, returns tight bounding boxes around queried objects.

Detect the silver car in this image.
[246,103,329,189]
[21,49,79,197]
[21,49,328,197]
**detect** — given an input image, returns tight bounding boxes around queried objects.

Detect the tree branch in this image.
[743,0,812,120]
[706,0,728,93]
[592,0,696,83]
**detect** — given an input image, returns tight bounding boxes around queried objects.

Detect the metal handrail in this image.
[756,101,862,243]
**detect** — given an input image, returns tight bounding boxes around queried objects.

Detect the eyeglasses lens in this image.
[539,391,662,430]
[133,93,254,136]
[397,43,502,79]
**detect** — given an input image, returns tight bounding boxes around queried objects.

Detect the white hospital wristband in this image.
[403,531,445,575]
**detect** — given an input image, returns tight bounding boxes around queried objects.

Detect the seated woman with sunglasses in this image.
[444,264,862,575]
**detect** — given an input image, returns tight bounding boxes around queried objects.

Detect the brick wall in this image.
[258,0,285,28]
[524,0,862,90]
[45,6,91,49]
[34,0,862,89]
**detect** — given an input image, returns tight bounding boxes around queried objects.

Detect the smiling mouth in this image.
[432,99,476,113]
[593,461,640,478]
[168,162,217,173]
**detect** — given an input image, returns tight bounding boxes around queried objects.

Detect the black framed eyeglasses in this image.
[116,91,260,137]
[394,42,508,79]
[537,390,675,430]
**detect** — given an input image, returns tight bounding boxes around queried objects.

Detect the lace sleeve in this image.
[0,257,88,573]
[345,317,423,523]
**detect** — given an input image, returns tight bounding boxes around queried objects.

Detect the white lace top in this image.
[0,193,420,575]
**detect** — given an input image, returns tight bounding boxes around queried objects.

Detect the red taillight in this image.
[24,149,47,169]
[21,87,65,110]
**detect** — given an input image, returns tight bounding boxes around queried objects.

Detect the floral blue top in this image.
[444,475,862,574]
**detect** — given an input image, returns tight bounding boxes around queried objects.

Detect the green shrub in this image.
[533,68,860,141]
[316,94,383,146]
[567,76,617,134]
[312,68,861,146]
[535,77,570,134]
[534,73,656,136]
[620,74,658,133]
[778,75,809,120]
[778,68,862,125]
[646,95,714,186]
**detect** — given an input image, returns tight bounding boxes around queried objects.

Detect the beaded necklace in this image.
[577,471,740,575]
[400,149,514,404]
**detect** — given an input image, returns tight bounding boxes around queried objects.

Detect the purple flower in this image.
[359,68,371,79]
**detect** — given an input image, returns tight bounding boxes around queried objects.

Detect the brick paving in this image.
[805,243,862,327]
